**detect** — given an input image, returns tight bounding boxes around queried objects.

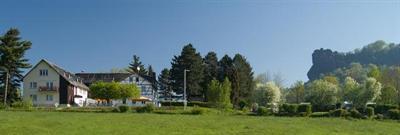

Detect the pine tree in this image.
[202,51,219,101]
[218,55,234,82]
[158,68,171,98]
[0,28,32,103]
[169,44,204,101]
[127,55,147,75]
[147,65,157,88]
[231,54,255,107]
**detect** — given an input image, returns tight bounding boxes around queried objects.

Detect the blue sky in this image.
[1,0,399,86]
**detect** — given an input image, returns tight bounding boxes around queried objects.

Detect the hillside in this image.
[307,40,400,80]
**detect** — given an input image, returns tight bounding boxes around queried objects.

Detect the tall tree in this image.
[147,65,157,88]
[305,80,339,107]
[158,68,172,98]
[218,55,233,82]
[286,81,305,104]
[202,51,219,101]
[231,54,254,107]
[169,44,205,100]
[0,28,32,103]
[127,55,147,75]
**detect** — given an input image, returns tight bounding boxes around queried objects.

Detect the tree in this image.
[89,81,140,105]
[206,78,232,109]
[355,78,382,107]
[127,55,147,75]
[218,55,233,82]
[169,44,205,100]
[377,85,397,105]
[263,82,281,104]
[342,77,361,103]
[119,83,140,100]
[285,81,305,104]
[0,28,32,103]
[147,65,157,88]
[305,80,339,107]
[323,75,339,85]
[367,64,381,80]
[202,52,219,101]
[158,68,172,98]
[230,54,254,107]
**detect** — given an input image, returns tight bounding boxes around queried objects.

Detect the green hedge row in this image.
[278,104,312,117]
[160,101,213,108]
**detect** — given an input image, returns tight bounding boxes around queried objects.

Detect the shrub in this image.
[118,105,130,113]
[160,101,213,108]
[280,104,298,116]
[329,109,348,117]
[349,109,363,119]
[388,109,400,120]
[257,107,271,116]
[11,100,33,109]
[366,107,375,118]
[0,102,7,110]
[251,103,259,112]
[298,104,312,117]
[312,104,336,112]
[369,104,398,115]
[189,106,206,115]
[239,100,248,110]
[310,112,330,118]
[136,104,155,113]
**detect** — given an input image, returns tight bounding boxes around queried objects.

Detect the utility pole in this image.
[183,69,190,110]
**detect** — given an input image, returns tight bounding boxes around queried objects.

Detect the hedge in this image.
[367,104,398,115]
[298,104,312,116]
[160,101,213,108]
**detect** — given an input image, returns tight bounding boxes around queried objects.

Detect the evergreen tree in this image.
[231,54,254,107]
[147,65,157,88]
[158,68,172,98]
[218,55,234,82]
[127,55,147,75]
[0,28,32,103]
[202,51,219,101]
[169,44,205,101]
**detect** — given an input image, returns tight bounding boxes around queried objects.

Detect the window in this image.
[39,69,48,76]
[46,82,53,89]
[30,82,37,89]
[30,95,37,101]
[46,95,53,101]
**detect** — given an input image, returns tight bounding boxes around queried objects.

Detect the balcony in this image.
[38,86,58,92]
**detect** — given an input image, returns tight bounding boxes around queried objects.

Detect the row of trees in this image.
[0,28,32,103]
[158,44,254,107]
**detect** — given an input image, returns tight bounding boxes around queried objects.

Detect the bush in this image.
[257,107,271,116]
[118,105,130,113]
[310,112,330,118]
[366,107,375,118]
[160,101,213,108]
[388,109,400,120]
[238,100,248,110]
[136,104,155,113]
[368,104,398,115]
[329,109,348,117]
[189,106,206,115]
[11,100,33,109]
[298,104,312,117]
[0,102,7,110]
[279,104,298,116]
[349,109,363,119]
[312,104,336,112]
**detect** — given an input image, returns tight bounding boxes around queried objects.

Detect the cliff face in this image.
[307,41,400,81]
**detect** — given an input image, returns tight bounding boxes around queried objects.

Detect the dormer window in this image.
[39,69,48,76]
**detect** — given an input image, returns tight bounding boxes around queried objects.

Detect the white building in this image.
[76,72,158,107]
[22,59,90,107]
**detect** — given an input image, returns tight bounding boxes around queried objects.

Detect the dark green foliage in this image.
[160,101,213,108]
[202,52,219,101]
[158,68,172,98]
[230,54,255,107]
[329,109,348,117]
[10,100,32,109]
[0,28,32,103]
[310,112,330,118]
[279,104,298,116]
[170,44,205,100]
[368,104,398,115]
[388,109,400,120]
[298,104,312,116]
[350,109,363,119]
[0,102,7,109]
[118,105,130,113]
[307,41,400,81]
[136,104,155,113]
[366,107,375,118]
[239,100,248,110]
[257,107,271,116]
[312,104,336,112]
[189,106,206,115]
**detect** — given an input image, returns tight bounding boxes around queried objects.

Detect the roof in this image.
[24,59,89,90]
[76,72,157,87]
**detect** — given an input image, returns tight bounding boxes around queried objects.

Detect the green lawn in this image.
[0,111,399,135]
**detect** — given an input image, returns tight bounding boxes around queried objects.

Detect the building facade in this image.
[23,59,89,107]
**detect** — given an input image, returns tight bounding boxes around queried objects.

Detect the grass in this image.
[0,111,399,135]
